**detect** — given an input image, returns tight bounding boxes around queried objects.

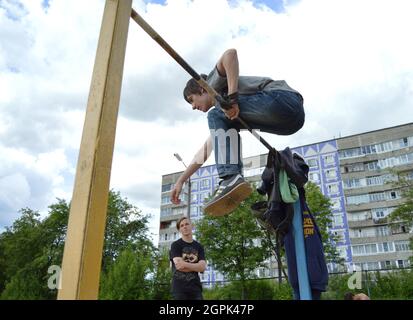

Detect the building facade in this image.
[337,123,413,271]
[159,123,413,284]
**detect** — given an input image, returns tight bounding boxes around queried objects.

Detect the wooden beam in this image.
[57,0,132,300]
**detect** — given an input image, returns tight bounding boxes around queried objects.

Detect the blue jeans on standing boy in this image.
[207,89,305,178]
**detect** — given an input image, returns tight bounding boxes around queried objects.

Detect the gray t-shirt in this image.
[207,67,300,96]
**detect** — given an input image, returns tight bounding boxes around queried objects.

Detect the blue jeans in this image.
[207,90,305,178]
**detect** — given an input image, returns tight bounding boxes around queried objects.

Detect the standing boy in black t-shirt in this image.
[169,217,206,300]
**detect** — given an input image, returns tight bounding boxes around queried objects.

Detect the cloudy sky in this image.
[1,0,412,244]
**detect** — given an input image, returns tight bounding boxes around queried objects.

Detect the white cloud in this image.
[1,0,413,244]
[0,173,30,210]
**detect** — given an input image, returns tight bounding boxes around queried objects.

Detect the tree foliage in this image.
[387,172,413,262]
[194,190,273,299]
[388,172,413,229]
[149,248,172,300]
[0,190,157,300]
[304,182,344,267]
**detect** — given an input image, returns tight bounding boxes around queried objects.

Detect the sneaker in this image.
[203,174,253,216]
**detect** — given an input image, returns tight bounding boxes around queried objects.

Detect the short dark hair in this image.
[344,292,354,300]
[183,74,208,103]
[176,217,190,231]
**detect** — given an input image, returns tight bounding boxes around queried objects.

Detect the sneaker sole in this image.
[203,182,253,216]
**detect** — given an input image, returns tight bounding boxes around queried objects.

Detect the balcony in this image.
[346,199,403,212]
[159,225,179,235]
[349,232,411,245]
[348,219,375,228]
[160,212,185,223]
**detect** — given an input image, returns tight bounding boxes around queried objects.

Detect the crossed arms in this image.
[173,257,207,273]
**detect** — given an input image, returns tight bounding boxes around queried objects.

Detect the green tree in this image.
[102,191,154,272]
[0,190,155,300]
[388,172,413,262]
[194,190,273,299]
[150,248,172,300]
[0,208,53,299]
[304,181,344,267]
[99,246,153,300]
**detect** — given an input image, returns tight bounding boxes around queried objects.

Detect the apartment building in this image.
[338,123,413,271]
[159,123,413,285]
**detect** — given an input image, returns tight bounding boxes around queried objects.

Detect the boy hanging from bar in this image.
[170,49,305,216]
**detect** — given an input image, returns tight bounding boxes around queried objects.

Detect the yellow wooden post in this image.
[57,0,132,300]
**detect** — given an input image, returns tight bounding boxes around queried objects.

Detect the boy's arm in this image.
[171,137,212,204]
[216,48,239,96]
[216,49,240,120]
[173,257,207,273]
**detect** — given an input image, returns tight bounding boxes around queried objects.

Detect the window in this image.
[339,148,362,159]
[324,155,335,164]
[367,176,382,186]
[333,214,344,227]
[191,181,198,191]
[361,145,376,155]
[365,244,377,254]
[309,172,319,182]
[326,169,337,179]
[402,137,409,147]
[344,178,363,189]
[164,233,168,241]
[346,194,369,205]
[352,245,365,256]
[378,158,394,169]
[332,198,342,210]
[200,179,210,189]
[327,183,339,194]
[369,192,386,202]
[338,246,348,259]
[365,262,379,270]
[392,224,408,234]
[376,226,390,237]
[378,242,393,253]
[307,158,318,168]
[348,211,370,222]
[162,195,171,204]
[373,209,385,219]
[395,241,410,252]
[161,208,172,216]
[353,228,376,238]
[172,207,185,215]
[347,163,365,172]
[201,192,210,202]
[366,161,380,171]
[401,153,413,165]
[191,206,199,217]
[376,141,393,153]
[191,193,198,202]
[162,183,173,193]
[377,153,413,169]
[333,230,345,242]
